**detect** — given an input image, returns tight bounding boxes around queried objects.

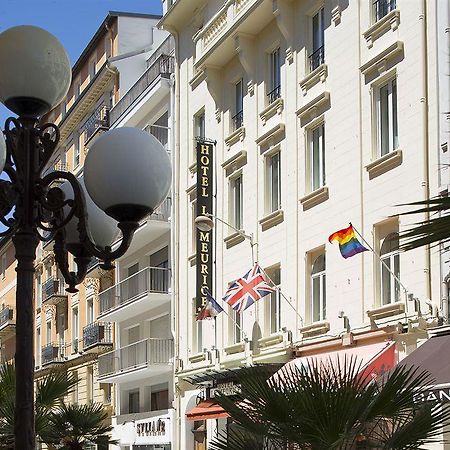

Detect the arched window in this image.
[380,232,400,305]
[311,254,326,322]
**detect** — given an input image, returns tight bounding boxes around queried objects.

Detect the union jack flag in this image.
[223,263,275,313]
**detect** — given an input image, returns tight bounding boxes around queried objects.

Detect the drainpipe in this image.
[419,0,432,302]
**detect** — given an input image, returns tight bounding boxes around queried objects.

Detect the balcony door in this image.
[150,247,169,292]
[127,263,139,300]
[149,316,171,364]
[127,325,140,369]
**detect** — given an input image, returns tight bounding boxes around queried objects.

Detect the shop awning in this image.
[273,341,396,384]
[396,332,450,386]
[186,399,230,421]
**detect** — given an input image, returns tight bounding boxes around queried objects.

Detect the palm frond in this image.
[398,197,450,250]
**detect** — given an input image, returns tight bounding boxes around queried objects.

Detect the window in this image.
[89,59,96,80]
[151,387,169,411]
[0,253,6,279]
[380,232,400,305]
[310,8,325,71]
[191,198,197,254]
[72,307,78,353]
[46,321,51,344]
[149,111,169,148]
[36,273,42,309]
[87,366,94,403]
[74,80,81,100]
[129,390,140,414]
[232,79,244,131]
[105,37,112,58]
[310,123,325,191]
[311,253,326,322]
[72,371,78,404]
[373,0,396,22]
[192,298,202,353]
[195,111,205,141]
[36,327,41,368]
[229,174,243,230]
[86,298,94,325]
[376,78,398,156]
[265,266,281,335]
[268,47,281,103]
[73,133,80,168]
[266,151,281,213]
[229,306,241,345]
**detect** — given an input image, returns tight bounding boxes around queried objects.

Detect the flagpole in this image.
[260,267,304,328]
[350,223,409,298]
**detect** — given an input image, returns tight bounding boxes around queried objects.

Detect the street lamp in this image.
[0,26,171,450]
[194,213,257,262]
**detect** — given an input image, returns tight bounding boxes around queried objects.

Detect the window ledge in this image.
[300,320,330,338]
[222,150,247,174]
[188,352,207,364]
[258,333,284,348]
[367,302,405,321]
[259,209,284,231]
[363,10,400,48]
[296,91,330,124]
[188,253,197,266]
[360,41,404,76]
[224,341,245,355]
[300,186,329,211]
[224,231,245,248]
[189,68,207,90]
[366,149,402,179]
[225,126,245,148]
[259,98,284,125]
[299,64,328,96]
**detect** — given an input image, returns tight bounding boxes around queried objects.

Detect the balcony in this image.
[0,306,15,339]
[98,338,173,383]
[193,0,275,69]
[98,267,170,322]
[84,103,109,147]
[109,48,174,126]
[42,277,67,306]
[41,343,65,367]
[309,45,325,72]
[83,322,113,354]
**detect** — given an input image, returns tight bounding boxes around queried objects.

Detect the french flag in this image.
[196,291,224,320]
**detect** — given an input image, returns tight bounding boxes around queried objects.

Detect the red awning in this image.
[186,399,230,421]
[273,341,396,384]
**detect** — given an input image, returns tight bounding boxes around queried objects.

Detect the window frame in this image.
[310,252,326,323]
[380,232,400,305]
[73,132,80,168]
[229,173,243,231]
[265,149,281,214]
[232,78,244,131]
[265,265,281,335]
[268,47,281,104]
[375,76,398,157]
[309,7,325,72]
[308,122,325,192]
[228,306,242,345]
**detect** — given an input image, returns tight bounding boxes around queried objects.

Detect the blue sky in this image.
[0,0,163,123]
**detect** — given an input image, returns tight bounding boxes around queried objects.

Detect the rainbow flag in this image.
[329,224,368,259]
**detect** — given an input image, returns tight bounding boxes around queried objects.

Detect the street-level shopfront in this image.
[112,409,173,450]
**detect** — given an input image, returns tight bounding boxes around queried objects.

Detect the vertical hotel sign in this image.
[196,140,214,312]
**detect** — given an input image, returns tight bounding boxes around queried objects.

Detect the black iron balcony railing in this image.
[41,342,65,366]
[373,0,396,22]
[84,104,110,142]
[83,322,112,349]
[42,277,66,303]
[309,45,325,72]
[267,85,281,104]
[0,306,13,328]
[99,266,170,314]
[109,37,175,125]
[232,110,244,131]
[98,338,174,377]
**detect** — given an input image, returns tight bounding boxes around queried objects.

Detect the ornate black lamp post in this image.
[0,26,172,450]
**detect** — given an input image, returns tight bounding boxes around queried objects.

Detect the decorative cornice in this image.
[296,92,330,124]
[256,123,285,147]
[222,150,247,173]
[360,41,404,76]
[299,64,328,96]
[363,10,400,48]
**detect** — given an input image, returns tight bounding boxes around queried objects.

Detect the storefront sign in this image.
[212,381,241,397]
[136,418,166,436]
[196,140,214,314]
[414,387,450,404]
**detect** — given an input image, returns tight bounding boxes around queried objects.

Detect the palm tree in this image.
[0,363,115,449]
[210,359,450,450]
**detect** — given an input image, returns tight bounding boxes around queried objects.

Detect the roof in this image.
[72,11,162,76]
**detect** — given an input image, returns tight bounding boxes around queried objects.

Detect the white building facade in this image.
[94,28,177,450]
[161,0,448,448]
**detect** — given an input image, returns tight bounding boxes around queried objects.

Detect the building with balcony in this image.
[161,0,448,448]
[90,24,176,450]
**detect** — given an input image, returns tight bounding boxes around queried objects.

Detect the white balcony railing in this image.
[98,338,173,377]
[99,266,170,315]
